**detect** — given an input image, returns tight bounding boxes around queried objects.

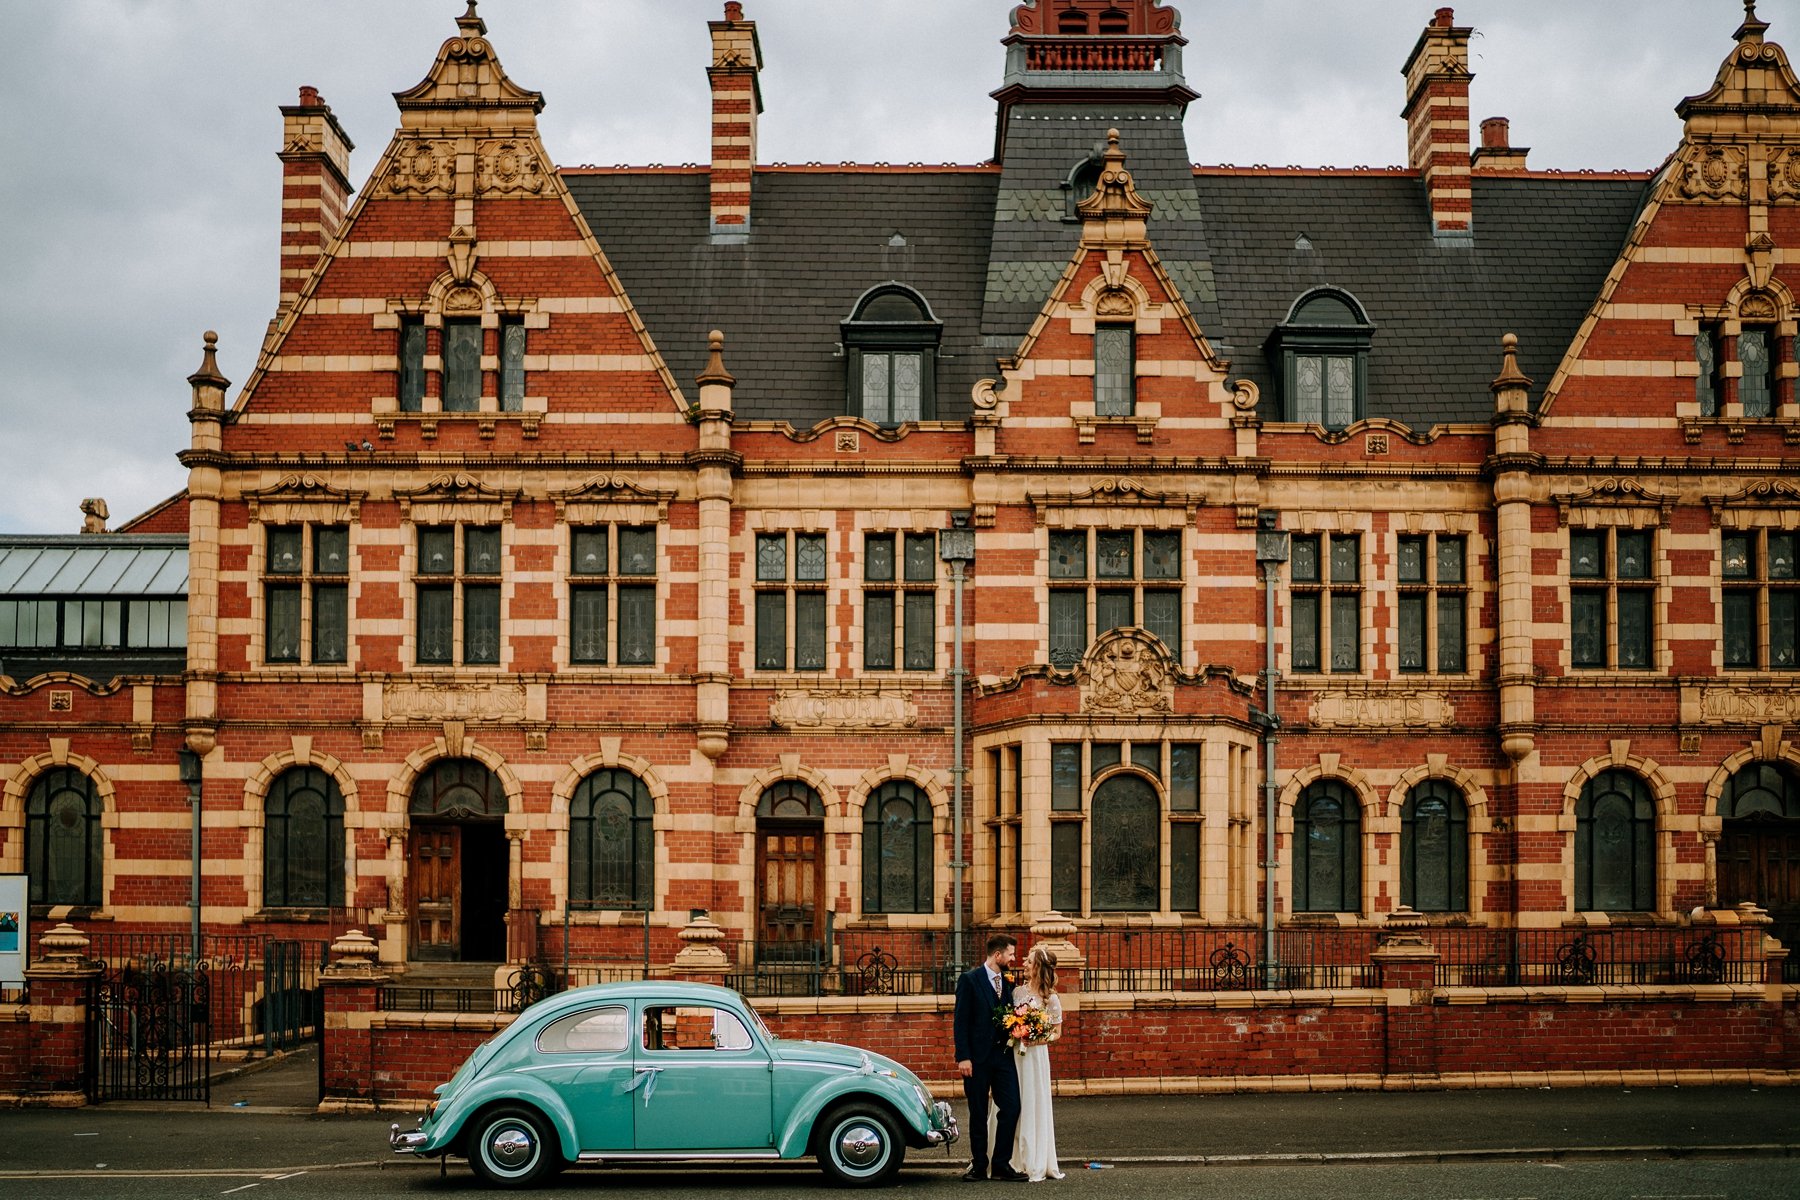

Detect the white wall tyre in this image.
[815,1103,905,1188]
[467,1105,558,1188]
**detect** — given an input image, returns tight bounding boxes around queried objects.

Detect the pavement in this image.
[3,1044,1792,1176]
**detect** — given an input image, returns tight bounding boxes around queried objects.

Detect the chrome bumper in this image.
[925,1100,960,1146]
[390,1120,429,1153]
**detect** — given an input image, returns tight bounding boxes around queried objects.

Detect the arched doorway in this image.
[755,780,825,962]
[409,758,509,962]
[1717,762,1800,954]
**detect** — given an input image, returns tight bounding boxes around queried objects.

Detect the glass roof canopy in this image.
[0,537,189,597]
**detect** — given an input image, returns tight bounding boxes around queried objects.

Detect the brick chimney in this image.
[707,2,763,239]
[1400,7,1473,233]
[1471,116,1530,172]
[277,86,354,316]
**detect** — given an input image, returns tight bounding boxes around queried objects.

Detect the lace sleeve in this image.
[1046,992,1063,1026]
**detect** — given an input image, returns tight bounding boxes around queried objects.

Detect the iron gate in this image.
[87,959,211,1103]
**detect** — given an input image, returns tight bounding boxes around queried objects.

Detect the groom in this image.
[953,932,1025,1182]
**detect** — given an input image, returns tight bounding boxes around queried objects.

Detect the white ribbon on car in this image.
[625,1067,660,1106]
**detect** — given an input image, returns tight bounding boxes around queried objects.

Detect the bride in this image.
[1005,944,1065,1182]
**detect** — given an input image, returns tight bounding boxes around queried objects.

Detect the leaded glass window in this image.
[1739,326,1774,418]
[1169,744,1199,812]
[1695,325,1722,416]
[1575,770,1655,911]
[399,317,427,412]
[756,532,827,672]
[569,524,658,666]
[844,286,940,423]
[443,318,482,412]
[26,768,102,907]
[1050,821,1082,912]
[1045,528,1183,666]
[1051,743,1083,811]
[410,758,507,819]
[499,318,526,412]
[1277,289,1372,429]
[266,523,351,665]
[862,780,933,914]
[864,532,937,671]
[414,524,505,667]
[1569,528,1656,670]
[1094,325,1135,416]
[1400,780,1466,913]
[1289,534,1360,673]
[1293,780,1361,913]
[570,769,654,909]
[263,766,345,909]
[1722,529,1798,670]
[1720,761,1800,819]
[1169,820,1200,912]
[1091,774,1158,910]
[1397,534,1466,674]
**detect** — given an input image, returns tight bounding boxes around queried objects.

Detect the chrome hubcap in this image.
[836,1123,884,1169]
[488,1127,534,1169]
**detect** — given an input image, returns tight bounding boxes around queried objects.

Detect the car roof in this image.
[525,979,749,1018]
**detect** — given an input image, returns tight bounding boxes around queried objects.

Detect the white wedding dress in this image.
[990,985,1064,1182]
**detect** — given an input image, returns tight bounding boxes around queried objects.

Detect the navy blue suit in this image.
[953,962,1020,1176]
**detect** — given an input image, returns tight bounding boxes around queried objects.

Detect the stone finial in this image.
[1735,900,1773,926]
[37,922,91,962]
[1076,129,1154,220]
[724,1,744,19]
[696,330,737,388]
[187,330,230,390]
[671,911,732,972]
[1027,911,1086,983]
[79,497,109,534]
[329,928,381,964]
[1490,332,1532,393]
[1737,0,1768,43]
[458,0,486,36]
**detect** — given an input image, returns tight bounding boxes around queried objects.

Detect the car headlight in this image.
[913,1084,931,1110]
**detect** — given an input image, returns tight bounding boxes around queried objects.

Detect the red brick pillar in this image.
[318,930,390,1110]
[20,922,101,1105]
[1372,908,1440,1080]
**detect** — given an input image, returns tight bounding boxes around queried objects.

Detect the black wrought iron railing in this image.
[1430,925,1769,988]
[84,932,328,1049]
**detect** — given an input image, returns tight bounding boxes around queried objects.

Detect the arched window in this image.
[1091,773,1159,911]
[1098,8,1130,34]
[570,769,654,910]
[757,779,825,819]
[861,781,934,914]
[1293,780,1362,913]
[1058,10,1089,33]
[1269,288,1374,430]
[1575,770,1656,911]
[841,285,941,425]
[264,767,345,908]
[1061,153,1105,221]
[1721,761,1800,819]
[27,768,103,907]
[1400,779,1467,913]
[410,758,507,818]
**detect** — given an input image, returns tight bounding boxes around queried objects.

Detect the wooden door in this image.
[1719,818,1800,953]
[756,822,823,961]
[411,825,460,960]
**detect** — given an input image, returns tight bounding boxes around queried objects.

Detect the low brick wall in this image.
[326,984,1800,1109]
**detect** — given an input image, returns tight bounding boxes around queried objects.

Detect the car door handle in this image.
[626,1066,662,1106]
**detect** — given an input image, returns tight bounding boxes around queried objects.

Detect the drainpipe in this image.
[177,747,203,960]
[940,514,976,972]
[1253,512,1290,988]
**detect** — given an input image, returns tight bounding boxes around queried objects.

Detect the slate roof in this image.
[566,170,999,427]
[564,158,1648,433]
[1195,172,1651,426]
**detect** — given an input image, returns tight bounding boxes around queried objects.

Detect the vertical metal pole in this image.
[951,559,967,973]
[1261,561,1280,987]
[182,752,202,962]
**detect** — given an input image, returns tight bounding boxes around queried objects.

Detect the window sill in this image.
[246,909,340,924]
[28,906,113,923]
[537,909,653,926]
[376,410,542,441]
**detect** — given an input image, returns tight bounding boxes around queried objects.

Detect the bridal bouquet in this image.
[996,1000,1054,1053]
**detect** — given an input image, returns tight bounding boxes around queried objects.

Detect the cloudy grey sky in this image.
[0,0,1760,534]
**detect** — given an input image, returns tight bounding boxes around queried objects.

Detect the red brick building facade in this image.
[2,1,1796,1064]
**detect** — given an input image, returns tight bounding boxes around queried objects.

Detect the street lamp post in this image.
[1253,511,1290,989]
[938,514,976,973]
[177,747,203,960]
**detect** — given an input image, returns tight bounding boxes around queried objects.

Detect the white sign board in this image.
[0,875,23,988]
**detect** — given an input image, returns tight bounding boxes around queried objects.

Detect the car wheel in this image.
[467,1105,559,1188]
[815,1102,905,1188]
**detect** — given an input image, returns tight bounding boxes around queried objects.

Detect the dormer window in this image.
[843,284,941,426]
[1094,324,1135,415]
[1269,288,1374,430]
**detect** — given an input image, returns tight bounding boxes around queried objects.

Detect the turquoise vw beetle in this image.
[390,981,957,1187]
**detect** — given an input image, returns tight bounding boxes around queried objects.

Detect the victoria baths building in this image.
[2,1,1798,1000]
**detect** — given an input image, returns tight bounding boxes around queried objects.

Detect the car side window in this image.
[537,1005,630,1054]
[642,1005,754,1052]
